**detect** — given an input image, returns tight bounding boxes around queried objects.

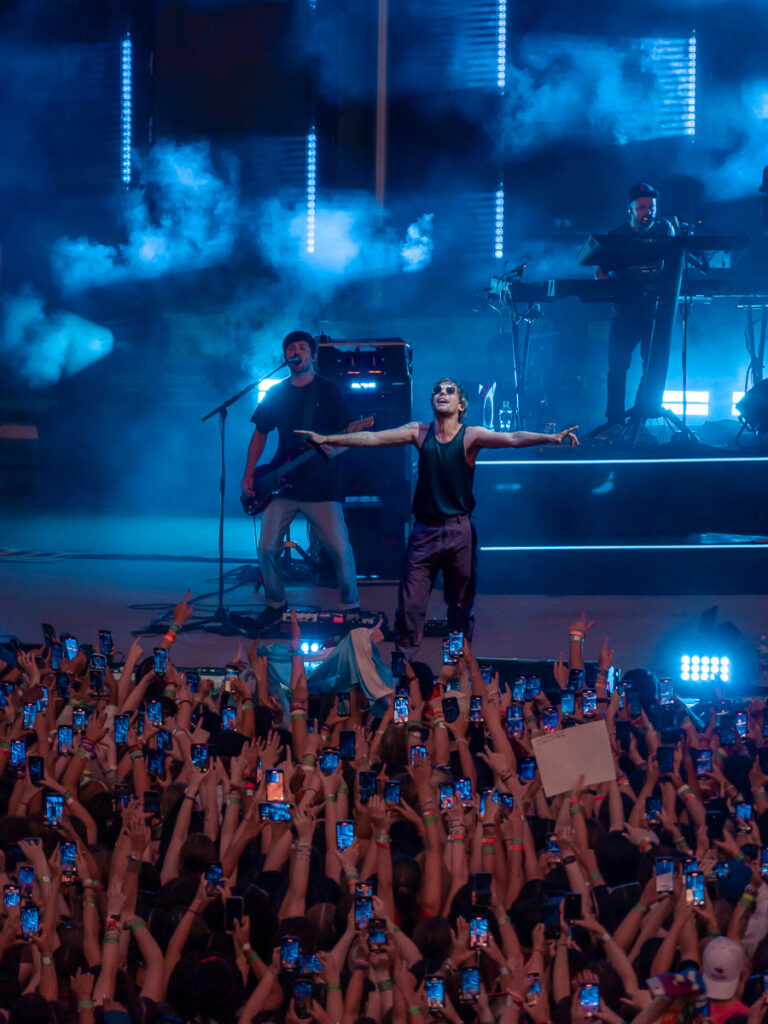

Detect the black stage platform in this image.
[474,448,768,594]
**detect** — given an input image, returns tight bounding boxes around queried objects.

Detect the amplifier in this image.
[317,340,413,578]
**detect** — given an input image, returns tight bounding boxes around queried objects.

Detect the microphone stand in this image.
[181,358,292,636]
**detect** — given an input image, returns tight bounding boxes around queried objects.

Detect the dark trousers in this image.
[605,310,656,423]
[395,514,477,653]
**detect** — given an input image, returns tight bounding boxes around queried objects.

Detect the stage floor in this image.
[1,510,766,682]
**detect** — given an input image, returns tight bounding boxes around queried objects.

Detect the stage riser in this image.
[478,547,768,595]
[474,457,768,542]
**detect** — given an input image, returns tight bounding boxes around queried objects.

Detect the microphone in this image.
[286,355,302,365]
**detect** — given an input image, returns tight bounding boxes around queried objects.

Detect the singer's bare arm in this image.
[296,422,422,448]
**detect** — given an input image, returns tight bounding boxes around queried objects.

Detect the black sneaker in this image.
[251,604,287,632]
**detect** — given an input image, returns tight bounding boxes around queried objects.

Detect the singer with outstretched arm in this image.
[297,376,579,656]
[241,330,360,631]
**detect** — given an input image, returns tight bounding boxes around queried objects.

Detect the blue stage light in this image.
[306,129,317,254]
[662,390,709,417]
[680,652,730,684]
[497,0,507,89]
[494,184,504,259]
[120,34,133,185]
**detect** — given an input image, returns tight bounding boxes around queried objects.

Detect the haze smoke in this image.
[1,289,114,388]
[51,141,240,292]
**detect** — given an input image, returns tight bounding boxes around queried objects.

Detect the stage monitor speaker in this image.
[318,339,412,579]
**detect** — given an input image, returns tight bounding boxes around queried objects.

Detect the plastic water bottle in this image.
[498,400,513,431]
[480,382,496,430]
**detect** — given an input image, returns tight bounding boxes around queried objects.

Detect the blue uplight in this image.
[680,653,730,683]
[120,34,133,185]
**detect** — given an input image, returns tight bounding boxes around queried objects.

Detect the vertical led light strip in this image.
[686,34,696,136]
[306,128,317,254]
[494,184,504,259]
[120,34,133,184]
[497,0,507,89]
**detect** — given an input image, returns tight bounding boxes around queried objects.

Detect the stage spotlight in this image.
[679,653,730,684]
[299,641,321,655]
[736,380,768,435]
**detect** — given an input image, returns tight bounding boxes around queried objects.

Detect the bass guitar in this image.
[240,417,373,516]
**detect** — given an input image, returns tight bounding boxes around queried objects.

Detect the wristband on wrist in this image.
[78,1002,94,1011]
[326,983,341,992]
[129,918,146,932]
[377,980,393,992]
[407,1008,421,1018]
[633,902,647,914]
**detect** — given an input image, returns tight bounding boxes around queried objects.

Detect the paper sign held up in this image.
[531,720,616,797]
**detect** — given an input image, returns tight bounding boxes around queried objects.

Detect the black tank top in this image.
[412,423,475,520]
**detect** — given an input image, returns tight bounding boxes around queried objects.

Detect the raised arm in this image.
[295,421,421,448]
[466,425,579,453]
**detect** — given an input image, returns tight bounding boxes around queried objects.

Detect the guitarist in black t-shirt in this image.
[241,330,365,630]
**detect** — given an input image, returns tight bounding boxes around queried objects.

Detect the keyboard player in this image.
[597,182,676,430]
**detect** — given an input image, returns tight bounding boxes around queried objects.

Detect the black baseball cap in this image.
[629,182,659,201]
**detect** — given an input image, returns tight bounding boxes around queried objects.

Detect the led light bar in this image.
[120,34,133,185]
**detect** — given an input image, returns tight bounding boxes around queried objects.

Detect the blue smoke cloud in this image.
[689,79,768,199]
[51,141,240,292]
[1,289,114,387]
[254,193,434,289]
[498,36,692,152]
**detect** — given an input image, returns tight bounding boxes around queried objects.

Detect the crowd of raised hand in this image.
[1,595,768,1024]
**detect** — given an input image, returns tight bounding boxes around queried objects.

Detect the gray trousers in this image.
[258,498,359,609]
[395,514,477,654]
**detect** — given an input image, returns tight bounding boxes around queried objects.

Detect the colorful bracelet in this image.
[162,631,177,645]
[129,918,146,932]
[377,980,394,992]
[482,844,496,854]
[302,755,317,766]
[326,983,341,992]
[422,814,438,825]
[739,892,756,908]
[589,871,604,884]
[104,936,119,944]
[290,712,306,721]
[407,1007,421,1018]
[78,1002,94,1011]
[633,902,647,914]
[242,701,254,711]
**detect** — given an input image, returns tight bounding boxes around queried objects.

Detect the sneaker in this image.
[251,603,287,632]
